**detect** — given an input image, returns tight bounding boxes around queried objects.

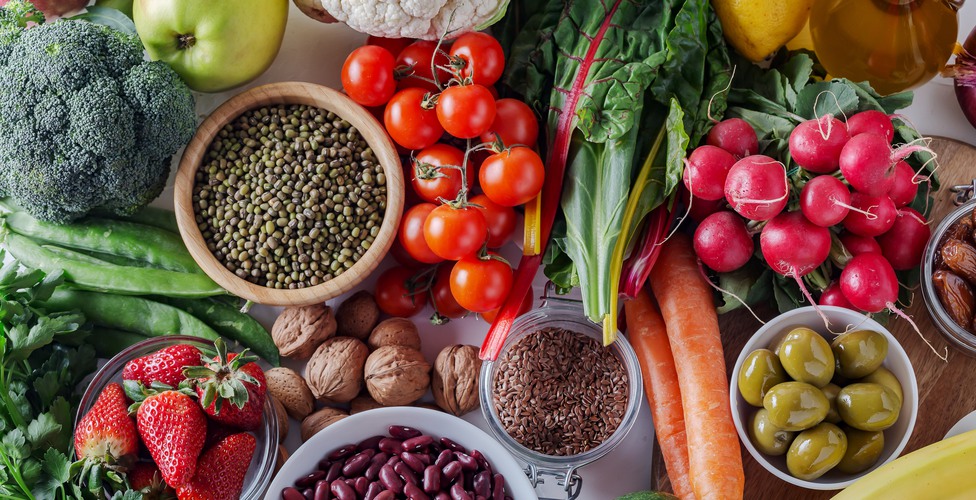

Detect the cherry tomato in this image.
[385,88,444,150]
[423,204,488,260]
[450,32,504,86]
[435,84,496,139]
[470,194,516,248]
[375,266,427,317]
[341,46,396,107]
[432,263,467,319]
[411,144,471,203]
[396,40,451,92]
[479,146,545,207]
[479,98,539,148]
[389,238,425,268]
[480,284,533,323]
[399,203,443,264]
[366,36,413,58]
[450,254,513,313]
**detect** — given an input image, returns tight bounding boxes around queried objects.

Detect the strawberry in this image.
[176,433,256,500]
[123,344,203,388]
[128,461,176,499]
[185,340,266,431]
[132,388,207,488]
[203,423,237,449]
[74,382,139,461]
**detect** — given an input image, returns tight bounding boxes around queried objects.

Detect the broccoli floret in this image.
[0,3,196,223]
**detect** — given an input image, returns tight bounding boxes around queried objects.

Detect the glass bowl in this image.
[479,303,644,497]
[75,335,278,499]
[921,199,976,355]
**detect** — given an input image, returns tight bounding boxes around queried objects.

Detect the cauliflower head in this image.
[314,0,509,40]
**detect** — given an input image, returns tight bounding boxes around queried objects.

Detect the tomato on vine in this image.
[375,266,428,317]
[396,40,451,92]
[480,98,539,148]
[450,254,513,313]
[411,144,471,203]
[366,36,414,58]
[385,88,444,150]
[431,262,467,320]
[341,45,397,107]
[423,204,488,260]
[479,146,545,207]
[435,84,496,139]
[399,203,443,264]
[470,194,517,248]
[450,32,505,87]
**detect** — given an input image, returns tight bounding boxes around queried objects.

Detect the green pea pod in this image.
[87,328,151,358]
[1,231,225,298]
[44,244,172,270]
[152,296,280,366]
[116,205,181,234]
[43,289,220,341]
[3,210,202,274]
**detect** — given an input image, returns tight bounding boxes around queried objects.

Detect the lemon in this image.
[712,0,815,62]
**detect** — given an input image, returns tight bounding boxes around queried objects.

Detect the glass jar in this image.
[478,299,646,499]
[76,335,279,499]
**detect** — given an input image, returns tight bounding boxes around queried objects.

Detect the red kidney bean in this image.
[325,462,343,482]
[317,459,332,470]
[417,453,432,465]
[423,465,442,493]
[402,435,434,452]
[442,461,462,482]
[439,437,467,454]
[314,480,331,500]
[371,452,390,465]
[386,455,401,467]
[302,488,314,499]
[450,483,472,500]
[375,492,395,500]
[504,496,513,500]
[296,470,327,488]
[395,461,419,485]
[281,487,305,500]
[358,435,385,451]
[365,461,384,481]
[343,479,356,489]
[435,450,453,468]
[379,438,403,454]
[389,425,423,439]
[328,444,358,461]
[455,452,478,471]
[434,494,450,500]
[364,481,383,500]
[401,452,426,473]
[476,497,487,500]
[353,477,369,496]
[379,464,405,494]
[491,475,505,500]
[470,450,491,476]
[405,482,431,500]
[342,450,374,476]
[330,479,356,500]
[473,471,490,497]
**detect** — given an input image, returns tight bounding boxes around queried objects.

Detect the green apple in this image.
[133,0,288,93]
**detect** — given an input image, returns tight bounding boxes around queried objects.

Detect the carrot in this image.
[647,232,744,500]
[624,289,694,500]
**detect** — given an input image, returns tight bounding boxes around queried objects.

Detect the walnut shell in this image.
[305,337,368,403]
[432,345,483,416]
[301,407,348,442]
[272,304,337,359]
[367,318,422,351]
[349,394,385,414]
[275,445,289,474]
[271,396,289,441]
[264,367,315,420]
[335,291,380,340]
[364,346,431,406]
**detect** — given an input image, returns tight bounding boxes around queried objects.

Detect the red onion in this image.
[954,26,976,128]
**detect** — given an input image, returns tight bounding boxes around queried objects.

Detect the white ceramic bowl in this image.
[265,407,538,499]
[729,306,919,490]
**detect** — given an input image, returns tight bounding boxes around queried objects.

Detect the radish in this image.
[680,186,726,223]
[887,161,919,207]
[877,208,931,270]
[760,211,832,315]
[683,145,737,201]
[838,133,899,196]
[693,211,754,272]
[800,176,852,227]
[839,233,882,256]
[819,280,857,310]
[789,116,850,174]
[846,110,894,142]
[842,193,897,237]
[706,118,759,159]
[724,155,788,221]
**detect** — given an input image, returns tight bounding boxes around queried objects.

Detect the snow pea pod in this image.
[2,231,225,298]
[116,205,181,234]
[151,296,280,366]
[43,289,220,341]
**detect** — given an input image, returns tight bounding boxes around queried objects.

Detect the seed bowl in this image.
[174,82,404,306]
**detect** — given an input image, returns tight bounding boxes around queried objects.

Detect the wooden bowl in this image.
[174,82,403,306]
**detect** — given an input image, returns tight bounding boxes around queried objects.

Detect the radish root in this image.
[697,258,766,325]
[728,158,790,209]
[706,65,736,124]
[790,273,833,331]
[832,197,878,220]
[812,91,850,140]
[886,302,948,361]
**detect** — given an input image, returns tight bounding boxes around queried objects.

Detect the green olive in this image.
[786,422,848,480]
[763,381,830,431]
[778,327,835,387]
[738,349,789,407]
[836,427,885,474]
[837,383,901,431]
[859,367,903,404]
[749,408,795,456]
[821,383,843,424]
[831,330,888,379]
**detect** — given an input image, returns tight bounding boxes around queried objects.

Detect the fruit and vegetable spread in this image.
[933,205,976,333]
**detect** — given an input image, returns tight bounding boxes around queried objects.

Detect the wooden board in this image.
[651,137,976,499]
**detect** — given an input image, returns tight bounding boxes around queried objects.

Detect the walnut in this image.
[271,396,289,441]
[367,318,421,351]
[264,367,315,420]
[301,407,348,442]
[364,346,431,406]
[335,291,380,340]
[349,394,385,414]
[305,337,368,404]
[275,445,289,474]
[431,345,482,416]
[272,304,337,359]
